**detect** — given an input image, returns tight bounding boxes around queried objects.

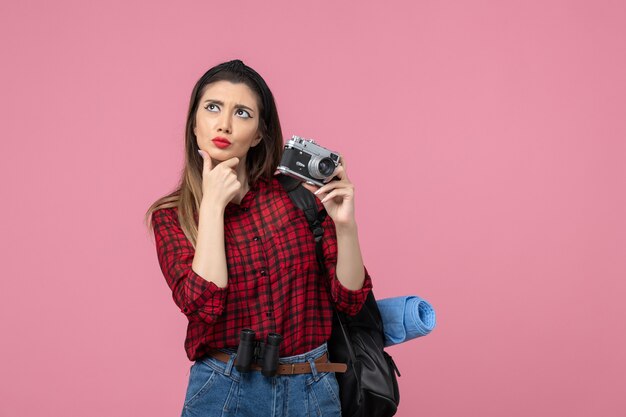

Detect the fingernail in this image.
[197,149,204,158]
[314,189,321,195]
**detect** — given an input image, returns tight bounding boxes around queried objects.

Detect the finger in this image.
[302,182,320,195]
[227,177,242,191]
[315,179,349,196]
[220,157,240,170]
[338,155,346,169]
[321,188,351,204]
[332,164,346,180]
[198,149,213,171]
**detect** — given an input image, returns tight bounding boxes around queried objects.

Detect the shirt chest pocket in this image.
[224,207,319,278]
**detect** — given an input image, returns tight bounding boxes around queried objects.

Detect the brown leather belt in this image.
[208,351,347,375]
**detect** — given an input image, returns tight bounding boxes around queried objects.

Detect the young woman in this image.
[146,59,372,417]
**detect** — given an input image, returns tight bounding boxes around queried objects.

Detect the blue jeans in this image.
[181,342,342,417]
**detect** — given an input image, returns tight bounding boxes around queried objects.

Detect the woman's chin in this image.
[208,156,229,166]
[208,154,246,167]
[208,150,246,163]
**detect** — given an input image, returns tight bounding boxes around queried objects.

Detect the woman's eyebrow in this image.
[203,99,255,113]
[234,104,255,113]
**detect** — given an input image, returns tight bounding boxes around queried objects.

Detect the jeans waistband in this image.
[277,343,328,364]
[215,342,328,364]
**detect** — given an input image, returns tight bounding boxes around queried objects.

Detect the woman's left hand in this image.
[302,157,356,228]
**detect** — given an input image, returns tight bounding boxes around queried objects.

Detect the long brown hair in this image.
[144,60,284,247]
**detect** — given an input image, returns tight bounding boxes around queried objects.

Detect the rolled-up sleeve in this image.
[320,209,373,316]
[151,208,227,323]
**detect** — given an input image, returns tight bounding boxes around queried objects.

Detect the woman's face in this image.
[194,80,262,165]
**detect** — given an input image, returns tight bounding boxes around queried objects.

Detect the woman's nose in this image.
[217,113,232,134]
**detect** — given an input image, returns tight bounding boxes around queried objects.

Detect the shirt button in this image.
[241,207,249,212]
[260,269,267,276]
[253,236,260,242]
[266,311,272,317]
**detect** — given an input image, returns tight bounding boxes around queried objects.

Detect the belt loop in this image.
[224,353,235,376]
[307,357,319,381]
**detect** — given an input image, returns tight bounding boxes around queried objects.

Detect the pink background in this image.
[1,1,625,416]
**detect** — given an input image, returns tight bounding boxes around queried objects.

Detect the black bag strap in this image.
[334,303,358,365]
[276,174,327,266]
[276,174,357,363]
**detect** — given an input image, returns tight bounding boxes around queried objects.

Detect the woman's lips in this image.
[212,137,231,149]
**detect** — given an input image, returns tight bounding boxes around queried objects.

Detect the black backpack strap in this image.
[276,174,327,271]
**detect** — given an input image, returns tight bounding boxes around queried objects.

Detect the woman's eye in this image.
[235,109,251,119]
[205,103,219,112]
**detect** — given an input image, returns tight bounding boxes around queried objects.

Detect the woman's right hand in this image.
[198,150,241,209]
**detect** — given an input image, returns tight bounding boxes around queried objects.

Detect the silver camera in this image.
[277,136,341,186]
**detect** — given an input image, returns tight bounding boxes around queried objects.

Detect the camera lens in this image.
[318,158,335,176]
[309,157,336,179]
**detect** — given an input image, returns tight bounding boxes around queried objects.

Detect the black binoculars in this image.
[235,328,283,377]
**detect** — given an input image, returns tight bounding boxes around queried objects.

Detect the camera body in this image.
[277,136,340,187]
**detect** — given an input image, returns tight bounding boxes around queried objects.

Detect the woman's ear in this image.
[251,134,262,147]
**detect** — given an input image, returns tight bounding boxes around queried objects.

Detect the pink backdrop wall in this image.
[2,1,625,416]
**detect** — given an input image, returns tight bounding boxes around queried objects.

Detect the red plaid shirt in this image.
[152,175,372,361]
